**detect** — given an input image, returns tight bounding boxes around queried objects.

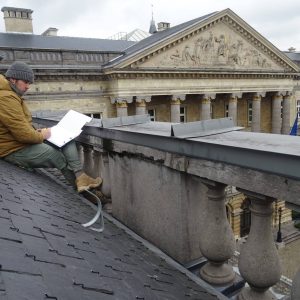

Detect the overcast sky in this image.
[0,0,299,51]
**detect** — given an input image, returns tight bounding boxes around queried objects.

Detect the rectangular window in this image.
[248,101,252,124]
[85,112,102,119]
[148,108,156,121]
[180,106,186,123]
[225,104,229,117]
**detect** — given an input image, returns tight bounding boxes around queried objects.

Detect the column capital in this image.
[202,98,211,104]
[135,99,146,107]
[230,92,242,99]
[136,96,152,103]
[273,92,283,100]
[116,101,128,108]
[110,96,133,104]
[202,93,216,100]
[171,94,186,102]
[229,95,238,103]
[254,91,265,98]
[283,91,293,98]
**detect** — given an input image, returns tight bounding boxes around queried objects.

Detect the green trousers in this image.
[4,141,82,187]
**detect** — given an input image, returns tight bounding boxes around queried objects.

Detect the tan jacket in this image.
[0,75,43,157]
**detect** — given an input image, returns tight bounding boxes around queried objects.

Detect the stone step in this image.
[283,231,300,244]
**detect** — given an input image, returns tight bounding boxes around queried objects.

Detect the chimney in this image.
[42,27,58,36]
[157,22,170,32]
[1,6,33,33]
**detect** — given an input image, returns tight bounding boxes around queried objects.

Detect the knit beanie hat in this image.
[5,61,34,83]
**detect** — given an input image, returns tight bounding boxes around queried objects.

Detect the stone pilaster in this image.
[237,190,281,300]
[228,95,238,125]
[199,180,236,285]
[282,92,292,135]
[272,93,283,134]
[251,93,262,132]
[170,95,185,123]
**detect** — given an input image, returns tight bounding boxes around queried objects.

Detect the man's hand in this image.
[38,128,51,139]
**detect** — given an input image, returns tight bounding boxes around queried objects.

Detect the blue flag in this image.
[290,114,299,136]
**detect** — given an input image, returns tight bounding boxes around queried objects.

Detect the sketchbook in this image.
[46,110,92,147]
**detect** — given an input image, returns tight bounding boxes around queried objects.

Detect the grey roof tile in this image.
[0,159,224,299]
[0,32,135,52]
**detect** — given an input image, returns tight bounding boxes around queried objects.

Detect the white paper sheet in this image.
[46,110,92,147]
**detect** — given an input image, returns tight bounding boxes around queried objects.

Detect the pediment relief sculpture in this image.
[140,23,284,71]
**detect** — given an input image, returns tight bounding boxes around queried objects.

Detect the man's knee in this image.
[42,144,67,169]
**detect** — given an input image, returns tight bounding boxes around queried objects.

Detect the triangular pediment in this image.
[139,22,285,71]
[106,9,299,73]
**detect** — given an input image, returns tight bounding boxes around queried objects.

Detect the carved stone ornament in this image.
[140,23,284,71]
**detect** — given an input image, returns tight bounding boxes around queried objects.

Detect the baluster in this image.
[199,179,236,285]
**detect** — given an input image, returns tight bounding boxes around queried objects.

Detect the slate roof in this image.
[0,32,135,52]
[103,11,218,67]
[0,159,225,300]
[283,51,300,65]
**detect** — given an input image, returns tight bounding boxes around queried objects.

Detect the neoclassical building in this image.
[0,6,298,237]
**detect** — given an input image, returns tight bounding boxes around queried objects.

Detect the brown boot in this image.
[76,173,102,193]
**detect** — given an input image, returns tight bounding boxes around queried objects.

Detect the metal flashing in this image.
[171,118,244,138]
[101,114,150,128]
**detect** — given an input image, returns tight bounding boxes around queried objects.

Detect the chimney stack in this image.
[1,7,33,33]
[157,22,170,32]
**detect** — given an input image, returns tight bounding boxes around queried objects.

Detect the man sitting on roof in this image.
[0,61,102,193]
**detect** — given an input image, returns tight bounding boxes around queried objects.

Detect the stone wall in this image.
[109,152,206,263]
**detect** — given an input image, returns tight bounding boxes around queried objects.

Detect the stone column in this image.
[201,95,212,120]
[199,180,236,285]
[135,96,151,115]
[228,95,238,126]
[111,96,133,118]
[272,93,283,134]
[170,94,185,123]
[237,190,281,300]
[251,93,262,132]
[291,269,300,299]
[282,92,292,135]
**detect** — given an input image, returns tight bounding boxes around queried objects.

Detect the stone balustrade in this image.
[33,116,300,300]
